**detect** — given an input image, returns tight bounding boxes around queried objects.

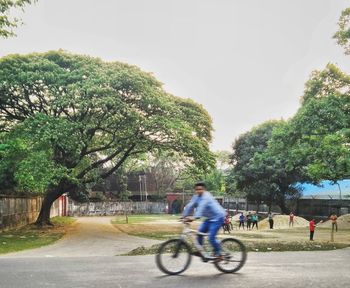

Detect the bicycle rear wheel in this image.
[214,238,247,273]
[156,239,192,275]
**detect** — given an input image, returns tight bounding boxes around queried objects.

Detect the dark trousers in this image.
[269,219,274,229]
[252,221,258,229]
[239,221,245,229]
[310,231,314,240]
[247,220,251,229]
[332,223,338,232]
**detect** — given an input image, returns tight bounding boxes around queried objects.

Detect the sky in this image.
[1,0,350,151]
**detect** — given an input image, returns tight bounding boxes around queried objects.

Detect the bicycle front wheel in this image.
[155,239,192,275]
[214,238,247,273]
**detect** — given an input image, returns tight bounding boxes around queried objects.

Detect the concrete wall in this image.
[0,196,42,231]
[0,195,68,231]
[68,201,167,216]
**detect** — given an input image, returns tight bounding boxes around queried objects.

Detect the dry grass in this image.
[113,214,350,254]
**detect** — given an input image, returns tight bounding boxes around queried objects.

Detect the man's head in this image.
[194,181,206,196]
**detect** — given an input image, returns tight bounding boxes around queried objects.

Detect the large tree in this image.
[0,0,36,38]
[0,51,215,225]
[228,121,288,211]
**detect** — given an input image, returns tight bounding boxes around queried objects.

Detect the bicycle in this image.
[222,216,233,234]
[155,220,247,275]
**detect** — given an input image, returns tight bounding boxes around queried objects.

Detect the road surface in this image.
[0,217,349,288]
[1,217,160,258]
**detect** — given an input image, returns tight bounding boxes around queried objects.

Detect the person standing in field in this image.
[223,212,231,233]
[309,218,316,241]
[330,213,338,232]
[246,212,252,230]
[268,212,274,229]
[251,212,258,230]
[289,212,295,227]
[238,212,245,230]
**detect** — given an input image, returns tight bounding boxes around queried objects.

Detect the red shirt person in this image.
[309,219,316,241]
[289,212,295,227]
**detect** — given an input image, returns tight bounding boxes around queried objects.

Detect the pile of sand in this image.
[258,215,309,230]
[318,214,350,230]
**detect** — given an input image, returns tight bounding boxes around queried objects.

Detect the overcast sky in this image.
[1,0,350,151]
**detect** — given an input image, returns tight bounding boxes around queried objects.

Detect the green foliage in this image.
[227,120,299,212]
[229,121,282,189]
[280,88,350,182]
[0,216,74,254]
[0,136,26,192]
[0,51,214,200]
[202,168,226,196]
[303,63,350,103]
[0,0,36,38]
[334,7,350,54]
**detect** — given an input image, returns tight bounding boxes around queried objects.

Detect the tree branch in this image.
[77,147,125,179]
[100,144,136,179]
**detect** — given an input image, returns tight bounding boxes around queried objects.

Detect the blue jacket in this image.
[183,191,226,221]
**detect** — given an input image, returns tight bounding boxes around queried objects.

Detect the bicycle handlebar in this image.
[179,217,195,223]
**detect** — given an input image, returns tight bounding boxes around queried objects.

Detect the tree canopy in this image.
[227,120,298,212]
[0,50,215,224]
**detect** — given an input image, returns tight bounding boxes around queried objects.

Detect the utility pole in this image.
[139,175,142,202]
[144,174,148,202]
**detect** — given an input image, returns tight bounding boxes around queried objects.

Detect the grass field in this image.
[112,214,350,254]
[0,217,76,255]
[112,214,179,225]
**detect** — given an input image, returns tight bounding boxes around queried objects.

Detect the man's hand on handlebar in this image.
[182,217,194,223]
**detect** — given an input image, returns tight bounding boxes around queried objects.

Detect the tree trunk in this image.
[35,180,76,226]
[277,197,289,214]
[35,189,63,226]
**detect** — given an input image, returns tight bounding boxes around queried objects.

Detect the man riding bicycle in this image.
[182,182,226,259]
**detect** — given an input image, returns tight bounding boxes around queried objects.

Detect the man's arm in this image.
[183,195,198,217]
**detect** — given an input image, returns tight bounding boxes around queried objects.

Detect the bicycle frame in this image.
[178,222,217,261]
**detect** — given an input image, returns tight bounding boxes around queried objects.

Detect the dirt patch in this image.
[258,215,309,230]
[114,222,183,235]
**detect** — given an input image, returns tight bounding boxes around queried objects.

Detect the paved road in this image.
[0,217,349,287]
[1,217,160,257]
[0,249,349,288]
